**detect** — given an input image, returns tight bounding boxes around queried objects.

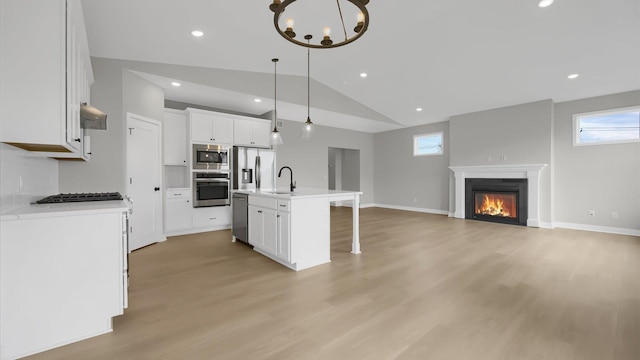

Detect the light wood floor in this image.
[28,207,640,360]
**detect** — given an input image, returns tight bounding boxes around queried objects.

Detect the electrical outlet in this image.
[414,197,418,203]
[588,210,595,217]
[18,175,23,192]
[501,155,507,161]
[488,155,492,162]
[611,212,618,219]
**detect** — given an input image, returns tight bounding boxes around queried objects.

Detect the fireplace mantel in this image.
[449,164,547,227]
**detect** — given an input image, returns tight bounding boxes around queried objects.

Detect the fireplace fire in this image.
[465,178,528,226]
[475,192,517,218]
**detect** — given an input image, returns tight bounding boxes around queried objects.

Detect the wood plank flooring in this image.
[27,207,640,360]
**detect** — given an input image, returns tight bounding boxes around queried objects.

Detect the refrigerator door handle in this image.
[255,155,261,189]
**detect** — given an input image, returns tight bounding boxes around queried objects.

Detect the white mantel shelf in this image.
[449,164,548,227]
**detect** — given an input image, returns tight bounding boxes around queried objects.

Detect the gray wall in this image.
[449,100,554,224]
[373,121,450,212]
[553,90,640,231]
[342,149,361,192]
[59,58,164,193]
[274,120,374,206]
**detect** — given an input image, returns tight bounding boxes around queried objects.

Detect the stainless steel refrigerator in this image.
[232,146,275,243]
[232,146,276,191]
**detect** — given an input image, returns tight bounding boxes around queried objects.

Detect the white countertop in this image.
[0,200,132,221]
[233,188,363,200]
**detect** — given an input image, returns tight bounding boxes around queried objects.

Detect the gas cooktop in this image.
[36,192,123,204]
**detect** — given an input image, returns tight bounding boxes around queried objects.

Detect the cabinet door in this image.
[210,115,233,144]
[66,1,83,152]
[248,205,263,246]
[277,211,291,262]
[165,197,192,231]
[234,119,254,146]
[190,113,213,143]
[252,120,272,148]
[163,111,188,165]
[262,208,278,256]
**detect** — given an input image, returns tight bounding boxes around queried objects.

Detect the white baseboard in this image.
[553,222,640,237]
[370,203,449,215]
[165,225,231,237]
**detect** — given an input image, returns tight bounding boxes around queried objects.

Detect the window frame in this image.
[413,131,444,157]
[572,106,640,147]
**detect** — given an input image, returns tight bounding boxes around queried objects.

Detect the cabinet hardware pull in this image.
[258,210,262,213]
[209,217,216,220]
[154,187,160,191]
[175,193,182,196]
[280,205,286,207]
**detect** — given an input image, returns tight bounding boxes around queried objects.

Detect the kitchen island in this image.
[234,188,363,271]
[0,200,131,359]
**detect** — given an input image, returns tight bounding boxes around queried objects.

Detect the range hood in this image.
[80,104,108,130]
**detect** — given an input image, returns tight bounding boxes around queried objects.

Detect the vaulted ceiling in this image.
[81,0,640,132]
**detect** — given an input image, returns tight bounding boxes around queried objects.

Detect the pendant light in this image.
[302,34,314,138]
[271,58,283,146]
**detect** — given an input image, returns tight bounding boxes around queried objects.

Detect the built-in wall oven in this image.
[193,172,230,207]
[193,144,229,170]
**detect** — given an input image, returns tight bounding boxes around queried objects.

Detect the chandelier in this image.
[269,0,370,49]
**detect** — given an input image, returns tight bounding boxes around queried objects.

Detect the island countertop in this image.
[232,188,363,200]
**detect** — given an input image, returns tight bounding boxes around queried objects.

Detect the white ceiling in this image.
[81,0,640,133]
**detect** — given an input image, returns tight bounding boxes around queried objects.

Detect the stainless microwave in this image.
[193,144,229,170]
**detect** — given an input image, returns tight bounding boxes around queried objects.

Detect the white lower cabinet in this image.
[248,197,291,263]
[164,189,192,232]
[192,206,231,229]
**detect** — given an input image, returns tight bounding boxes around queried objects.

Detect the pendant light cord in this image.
[307,47,310,118]
[273,58,278,131]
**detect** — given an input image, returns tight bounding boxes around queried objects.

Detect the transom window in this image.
[573,106,640,146]
[413,132,443,156]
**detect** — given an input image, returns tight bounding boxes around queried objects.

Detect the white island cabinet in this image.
[245,189,362,271]
[0,200,130,360]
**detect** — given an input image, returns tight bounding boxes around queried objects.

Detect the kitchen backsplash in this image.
[0,143,58,213]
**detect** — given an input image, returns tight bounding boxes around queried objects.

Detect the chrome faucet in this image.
[278,166,296,192]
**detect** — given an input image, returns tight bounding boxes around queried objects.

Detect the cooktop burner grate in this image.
[36,192,123,204]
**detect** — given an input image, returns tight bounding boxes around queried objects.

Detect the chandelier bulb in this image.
[323,27,331,37]
[357,12,364,23]
[286,18,294,28]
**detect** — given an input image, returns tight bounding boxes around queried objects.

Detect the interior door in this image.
[126,113,163,251]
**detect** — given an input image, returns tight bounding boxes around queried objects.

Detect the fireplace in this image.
[450,164,547,227]
[465,178,528,226]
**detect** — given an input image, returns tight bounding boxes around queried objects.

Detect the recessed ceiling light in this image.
[538,0,554,8]
[171,81,181,87]
[416,108,423,112]
[254,98,262,103]
[360,73,367,78]
[567,73,579,79]
[191,30,204,37]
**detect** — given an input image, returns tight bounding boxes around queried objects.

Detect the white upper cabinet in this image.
[0,0,93,159]
[188,109,233,145]
[234,118,271,148]
[163,109,188,165]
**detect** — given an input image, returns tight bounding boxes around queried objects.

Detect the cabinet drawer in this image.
[249,196,277,209]
[166,189,190,199]
[193,206,231,228]
[277,200,290,212]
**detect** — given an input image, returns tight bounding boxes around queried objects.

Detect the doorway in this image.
[126,113,163,251]
[328,147,360,206]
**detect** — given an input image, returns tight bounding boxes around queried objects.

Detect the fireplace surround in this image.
[449,164,547,227]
